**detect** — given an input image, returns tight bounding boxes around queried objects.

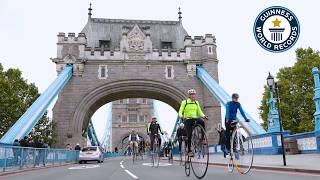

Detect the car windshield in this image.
[82,147,97,152]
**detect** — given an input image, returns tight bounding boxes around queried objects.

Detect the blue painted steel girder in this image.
[196,65,266,135]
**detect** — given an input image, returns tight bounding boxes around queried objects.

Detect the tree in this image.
[259,48,320,134]
[0,63,56,146]
[29,112,58,147]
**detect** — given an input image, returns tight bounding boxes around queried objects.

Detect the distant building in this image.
[112,98,152,151]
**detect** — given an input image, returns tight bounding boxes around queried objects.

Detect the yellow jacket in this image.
[178,98,205,119]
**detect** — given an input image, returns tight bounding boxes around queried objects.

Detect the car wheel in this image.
[79,161,82,164]
[84,161,87,164]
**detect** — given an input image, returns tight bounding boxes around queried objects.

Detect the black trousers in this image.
[184,118,205,152]
[178,138,182,152]
[150,134,161,151]
[178,137,183,152]
[225,121,237,152]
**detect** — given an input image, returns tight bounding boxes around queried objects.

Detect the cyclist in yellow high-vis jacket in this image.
[178,89,207,157]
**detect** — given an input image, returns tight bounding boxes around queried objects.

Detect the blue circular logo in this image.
[253,6,300,53]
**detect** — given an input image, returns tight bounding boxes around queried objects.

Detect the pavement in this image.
[209,153,320,173]
[0,155,319,180]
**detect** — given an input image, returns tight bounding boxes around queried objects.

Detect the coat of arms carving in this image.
[127,25,146,52]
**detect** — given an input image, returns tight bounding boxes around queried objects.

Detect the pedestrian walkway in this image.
[0,162,75,176]
[210,154,320,172]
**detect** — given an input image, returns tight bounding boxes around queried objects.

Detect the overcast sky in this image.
[1,0,320,142]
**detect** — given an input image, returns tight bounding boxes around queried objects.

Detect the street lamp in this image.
[266,72,287,166]
[266,72,275,89]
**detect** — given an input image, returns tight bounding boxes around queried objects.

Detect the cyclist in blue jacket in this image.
[225,93,250,152]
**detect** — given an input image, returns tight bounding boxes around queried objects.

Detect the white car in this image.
[79,146,104,164]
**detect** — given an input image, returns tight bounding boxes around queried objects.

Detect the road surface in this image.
[1,157,319,180]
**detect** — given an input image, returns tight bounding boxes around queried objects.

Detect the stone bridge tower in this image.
[52,6,221,148]
[112,98,152,152]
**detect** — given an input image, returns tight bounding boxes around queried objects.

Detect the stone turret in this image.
[182,33,220,142]
[53,32,87,76]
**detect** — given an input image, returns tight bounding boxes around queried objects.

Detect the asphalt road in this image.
[1,157,320,180]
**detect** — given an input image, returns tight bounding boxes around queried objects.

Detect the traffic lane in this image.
[0,158,130,180]
[123,157,185,180]
[122,157,320,180]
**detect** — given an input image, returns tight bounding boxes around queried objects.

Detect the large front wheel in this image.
[168,149,173,163]
[180,140,186,166]
[190,124,209,179]
[152,143,160,168]
[132,145,136,164]
[231,126,254,174]
[185,156,191,176]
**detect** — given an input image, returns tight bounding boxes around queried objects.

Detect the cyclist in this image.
[148,116,164,151]
[225,93,250,154]
[177,123,187,153]
[178,89,208,157]
[129,129,140,155]
[139,140,145,154]
[139,140,145,155]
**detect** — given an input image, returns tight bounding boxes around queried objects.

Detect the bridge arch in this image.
[71,79,186,135]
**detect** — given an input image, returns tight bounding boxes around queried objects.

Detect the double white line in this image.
[120,160,139,179]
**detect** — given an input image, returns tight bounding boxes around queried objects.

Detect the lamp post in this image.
[267,72,287,166]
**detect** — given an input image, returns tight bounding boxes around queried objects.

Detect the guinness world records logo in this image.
[253,6,300,53]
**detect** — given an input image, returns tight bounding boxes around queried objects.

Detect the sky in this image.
[1,0,320,143]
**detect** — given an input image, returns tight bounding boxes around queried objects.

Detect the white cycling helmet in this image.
[152,116,157,121]
[187,89,196,95]
[179,123,185,129]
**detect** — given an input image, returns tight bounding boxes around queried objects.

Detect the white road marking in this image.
[142,162,172,167]
[120,164,125,169]
[68,165,100,170]
[125,169,139,179]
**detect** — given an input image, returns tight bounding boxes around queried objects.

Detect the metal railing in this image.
[0,145,78,172]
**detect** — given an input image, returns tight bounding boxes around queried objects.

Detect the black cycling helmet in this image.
[232,93,239,99]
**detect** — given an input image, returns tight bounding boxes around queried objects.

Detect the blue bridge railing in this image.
[0,145,78,172]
